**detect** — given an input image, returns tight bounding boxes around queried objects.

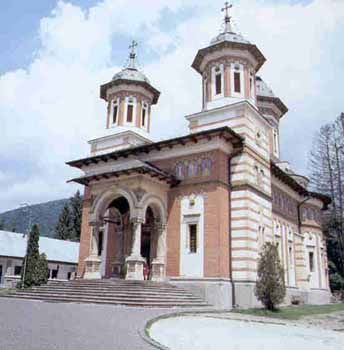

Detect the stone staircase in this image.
[1,279,209,308]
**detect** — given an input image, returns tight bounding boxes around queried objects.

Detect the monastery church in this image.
[67,4,331,308]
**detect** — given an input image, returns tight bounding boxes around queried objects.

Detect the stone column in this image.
[125,217,145,280]
[151,223,167,282]
[84,224,102,280]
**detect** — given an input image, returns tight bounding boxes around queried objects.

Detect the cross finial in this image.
[129,40,138,55]
[221,2,233,23]
[128,40,138,69]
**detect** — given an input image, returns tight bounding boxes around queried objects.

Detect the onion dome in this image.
[100,41,160,104]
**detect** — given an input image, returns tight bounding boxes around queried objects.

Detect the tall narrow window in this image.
[215,68,222,95]
[250,72,255,98]
[234,72,241,93]
[112,99,119,124]
[189,224,197,253]
[309,251,314,272]
[127,98,134,123]
[273,129,279,155]
[289,246,293,266]
[142,102,148,128]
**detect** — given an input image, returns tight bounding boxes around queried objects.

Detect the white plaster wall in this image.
[0,256,77,285]
[179,195,204,278]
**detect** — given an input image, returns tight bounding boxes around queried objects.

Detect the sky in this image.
[0,0,343,213]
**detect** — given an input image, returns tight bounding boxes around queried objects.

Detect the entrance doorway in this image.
[0,265,2,285]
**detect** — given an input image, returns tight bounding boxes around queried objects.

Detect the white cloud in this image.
[0,0,343,212]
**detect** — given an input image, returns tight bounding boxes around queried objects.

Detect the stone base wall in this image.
[169,277,233,309]
[170,278,332,309]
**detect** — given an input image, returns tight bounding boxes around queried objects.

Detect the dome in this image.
[255,76,275,97]
[112,67,150,84]
[210,30,249,46]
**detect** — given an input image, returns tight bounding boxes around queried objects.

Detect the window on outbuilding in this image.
[14,266,22,276]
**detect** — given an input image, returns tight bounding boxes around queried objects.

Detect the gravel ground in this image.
[149,315,344,350]
[0,298,170,350]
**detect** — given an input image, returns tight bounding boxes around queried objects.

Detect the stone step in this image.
[17,290,202,301]
[29,287,197,298]
[2,294,208,307]
[42,284,182,292]
[3,279,209,308]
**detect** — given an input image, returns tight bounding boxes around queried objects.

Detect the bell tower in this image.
[89,41,160,156]
[191,2,265,111]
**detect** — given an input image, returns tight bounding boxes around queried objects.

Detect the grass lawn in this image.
[233,304,344,320]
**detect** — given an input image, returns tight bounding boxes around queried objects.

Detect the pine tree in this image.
[255,242,286,310]
[309,113,344,290]
[69,190,82,241]
[0,218,4,230]
[55,203,73,240]
[34,253,49,285]
[22,224,40,288]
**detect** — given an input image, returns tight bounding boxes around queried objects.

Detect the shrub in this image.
[255,242,286,310]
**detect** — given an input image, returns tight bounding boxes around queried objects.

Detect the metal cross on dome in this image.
[128,40,138,69]
[129,40,138,55]
[222,2,233,22]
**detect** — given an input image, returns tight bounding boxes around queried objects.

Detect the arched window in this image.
[125,96,136,124]
[111,98,119,125]
[175,162,184,179]
[201,158,212,176]
[250,71,255,98]
[188,161,198,177]
[141,101,148,128]
[215,67,222,95]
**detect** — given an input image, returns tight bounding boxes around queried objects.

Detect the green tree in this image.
[255,242,286,311]
[55,203,73,240]
[309,113,344,290]
[0,218,4,230]
[21,224,40,288]
[11,218,17,232]
[70,190,82,241]
[34,253,49,285]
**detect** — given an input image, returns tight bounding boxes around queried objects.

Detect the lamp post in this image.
[20,203,32,289]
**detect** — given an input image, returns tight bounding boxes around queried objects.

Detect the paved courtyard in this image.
[149,314,344,350]
[0,298,168,350]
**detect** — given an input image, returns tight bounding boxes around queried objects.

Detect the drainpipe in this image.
[228,148,242,309]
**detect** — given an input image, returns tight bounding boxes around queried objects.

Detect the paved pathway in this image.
[149,314,344,350]
[0,298,169,350]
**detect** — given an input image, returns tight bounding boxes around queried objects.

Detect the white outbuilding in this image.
[0,230,79,287]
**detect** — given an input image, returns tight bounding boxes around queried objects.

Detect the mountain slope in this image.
[0,199,69,238]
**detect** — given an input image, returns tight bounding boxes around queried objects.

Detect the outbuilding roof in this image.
[0,231,79,264]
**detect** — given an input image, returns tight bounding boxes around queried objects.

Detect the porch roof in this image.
[66,126,244,169]
[68,160,179,187]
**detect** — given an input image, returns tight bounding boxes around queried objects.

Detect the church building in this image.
[67,4,331,308]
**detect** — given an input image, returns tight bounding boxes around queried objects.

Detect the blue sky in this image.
[0,0,343,213]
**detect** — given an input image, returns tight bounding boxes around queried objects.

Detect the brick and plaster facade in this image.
[67,8,331,308]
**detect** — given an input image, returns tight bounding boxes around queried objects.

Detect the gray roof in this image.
[255,76,275,97]
[112,67,150,84]
[0,230,79,264]
[210,19,249,46]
